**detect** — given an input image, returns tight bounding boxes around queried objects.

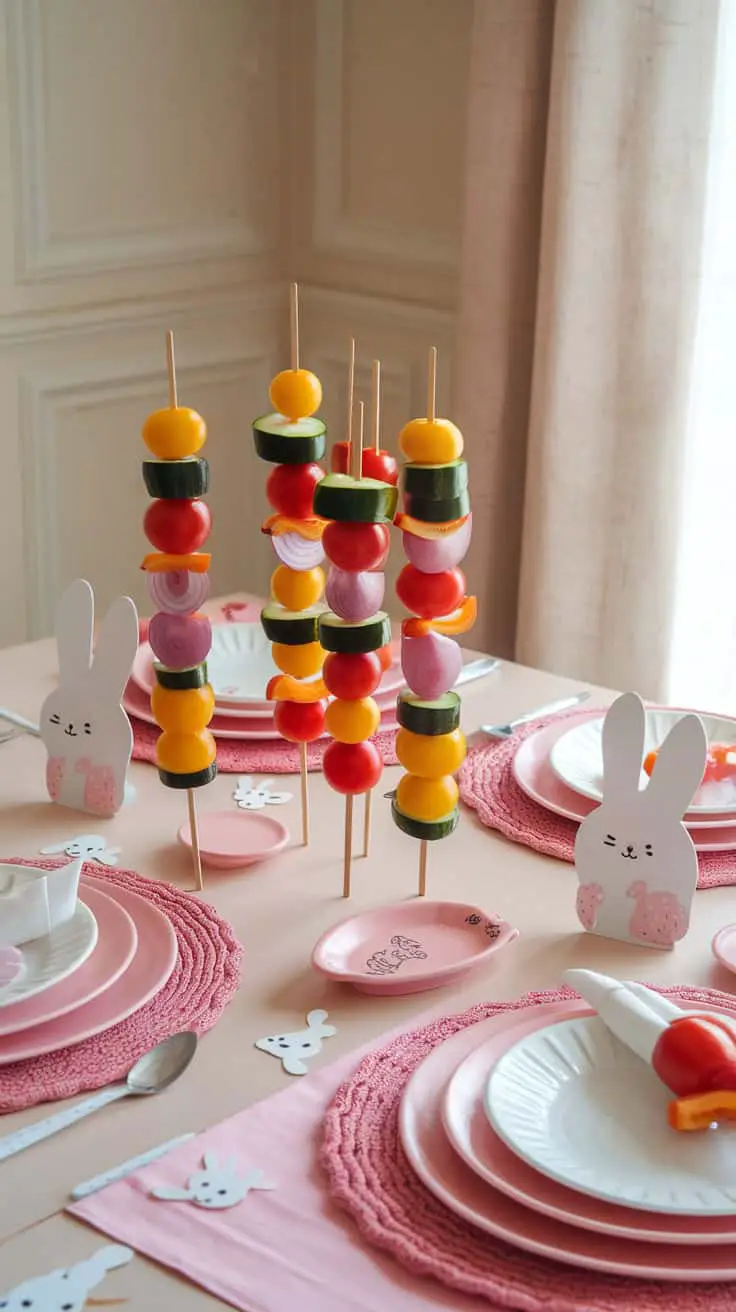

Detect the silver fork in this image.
[480,691,590,738]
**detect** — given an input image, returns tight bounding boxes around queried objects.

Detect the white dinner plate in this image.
[0,900,98,1010]
[550,707,736,813]
[486,1015,736,1216]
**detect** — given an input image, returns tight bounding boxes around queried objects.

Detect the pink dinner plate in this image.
[712,924,736,974]
[0,947,24,998]
[513,711,736,836]
[312,901,518,995]
[0,883,137,1037]
[442,1001,736,1246]
[124,677,399,740]
[131,637,405,712]
[399,999,736,1280]
[0,877,177,1065]
[178,810,290,868]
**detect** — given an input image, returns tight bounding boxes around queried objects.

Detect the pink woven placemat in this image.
[130,716,399,773]
[459,714,736,889]
[322,983,733,1311]
[0,860,242,1113]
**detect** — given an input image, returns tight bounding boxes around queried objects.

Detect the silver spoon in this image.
[0,1031,197,1162]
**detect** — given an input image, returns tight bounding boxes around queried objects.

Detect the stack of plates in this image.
[400,999,736,1280]
[513,705,736,854]
[0,875,176,1066]
[124,620,403,741]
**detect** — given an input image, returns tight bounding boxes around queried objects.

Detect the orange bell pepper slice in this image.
[401,596,477,639]
[266,675,328,703]
[668,1089,736,1132]
[261,515,326,540]
[394,512,470,540]
[141,552,211,573]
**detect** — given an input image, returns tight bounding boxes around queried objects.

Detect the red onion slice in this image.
[402,513,473,574]
[147,569,210,615]
[148,611,212,669]
[326,567,385,622]
[272,532,325,570]
[401,629,462,699]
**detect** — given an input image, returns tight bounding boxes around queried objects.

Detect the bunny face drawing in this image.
[232,775,292,810]
[0,1243,132,1311]
[151,1152,274,1209]
[40,580,139,818]
[255,1008,337,1075]
[574,693,706,947]
[40,835,121,866]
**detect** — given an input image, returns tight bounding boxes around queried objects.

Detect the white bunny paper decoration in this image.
[39,834,121,866]
[151,1151,274,1209]
[40,579,138,818]
[255,1008,337,1075]
[574,692,707,948]
[0,1242,132,1311]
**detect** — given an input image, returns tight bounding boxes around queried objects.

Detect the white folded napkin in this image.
[0,857,83,948]
[563,968,677,1066]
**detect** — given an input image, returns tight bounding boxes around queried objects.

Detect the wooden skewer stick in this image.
[362,788,372,858]
[418,838,428,898]
[343,794,354,898]
[371,358,381,452]
[351,399,364,480]
[427,345,437,422]
[346,336,356,465]
[290,282,300,371]
[299,741,310,846]
[165,331,204,893]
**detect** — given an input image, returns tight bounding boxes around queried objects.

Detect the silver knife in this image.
[454,656,501,687]
[480,691,590,738]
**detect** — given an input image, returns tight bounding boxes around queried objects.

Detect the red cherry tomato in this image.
[377,643,393,673]
[396,565,465,620]
[266,463,323,519]
[323,522,390,572]
[322,739,383,794]
[323,651,382,699]
[652,1015,736,1098]
[331,442,398,486]
[143,499,212,554]
[274,698,327,744]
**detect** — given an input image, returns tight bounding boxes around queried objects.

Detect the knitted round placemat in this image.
[130,715,399,774]
[459,714,736,889]
[322,984,734,1311]
[0,860,243,1112]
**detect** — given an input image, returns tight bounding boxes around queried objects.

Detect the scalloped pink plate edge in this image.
[712,924,736,973]
[311,901,518,995]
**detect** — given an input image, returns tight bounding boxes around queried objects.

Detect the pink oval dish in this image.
[312,901,518,996]
[178,810,290,869]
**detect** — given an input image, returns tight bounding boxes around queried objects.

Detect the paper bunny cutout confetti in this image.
[39,834,121,866]
[574,692,707,949]
[40,579,139,819]
[0,1242,132,1311]
[255,1008,337,1075]
[151,1151,274,1209]
[233,775,293,810]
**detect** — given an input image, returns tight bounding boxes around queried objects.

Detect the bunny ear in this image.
[601,692,646,802]
[151,1185,191,1201]
[56,578,94,686]
[306,1009,329,1028]
[644,712,708,820]
[38,840,69,854]
[87,1245,134,1275]
[203,1150,220,1170]
[89,596,139,701]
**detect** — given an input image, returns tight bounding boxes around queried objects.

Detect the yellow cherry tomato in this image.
[325,696,380,744]
[142,407,207,460]
[271,564,324,610]
[151,683,215,734]
[156,728,216,773]
[396,728,466,778]
[399,418,464,464]
[271,640,325,679]
[269,369,323,421]
[396,773,459,822]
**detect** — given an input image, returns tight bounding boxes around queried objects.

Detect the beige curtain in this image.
[457,0,721,700]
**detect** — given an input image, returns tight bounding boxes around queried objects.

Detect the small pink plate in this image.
[312,901,518,996]
[513,711,736,839]
[178,810,290,869]
[442,1002,736,1245]
[712,924,736,973]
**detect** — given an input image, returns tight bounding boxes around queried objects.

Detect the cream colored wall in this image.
[0,0,473,645]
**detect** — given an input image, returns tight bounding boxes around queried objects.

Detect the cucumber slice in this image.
[319,610,392,654]
[261,602,324,645]
[313,473,398,524]
[402,461,468,502]
[402,489,470,524]
[143,457,210,499]
[253,413,326,465]
[396,690,461,736]
[159,762,218,790]
[154,661,208,690]
[391,801,460,841]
